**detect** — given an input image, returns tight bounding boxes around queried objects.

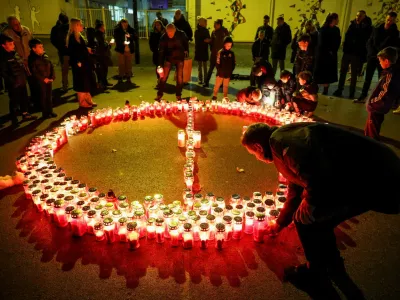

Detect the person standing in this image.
[291,20,318,70]
[149,20,165,83]
[355,12,399,103]
[365,47,400,140]
[194,17,211,85]
[95,20,113,89]
[254,15,273,44]
[203,19,229,88]
[252,31,270,63]
[271,17,292,77]
[114,19,137,83]
[212,36,235,100]
[156,24,189,101]
[173,10,193,42]
[67,18,96,108]
[242,122,400,299]
[50,13,69,92]
[333,11,372,99]
[313,13,341,95]
[155,11,168,27]
[294,34,314,77]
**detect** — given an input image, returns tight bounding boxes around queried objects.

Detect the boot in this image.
[332,89,342,97]
[322,86,329,95]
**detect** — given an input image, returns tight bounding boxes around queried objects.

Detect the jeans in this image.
[58,53,69,89]
[158,61,184,97]
[8,85,29,121]
[361,57,382,97]
[118,51,133,78]
[213,76,230,97]
[197,61,208,83]
[337,53,362,96]
[365,111,385,140]
[272,59,285,77]
[205,58,216,84]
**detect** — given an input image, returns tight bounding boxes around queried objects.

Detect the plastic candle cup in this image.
[154,194,164,205]
[116,218,128,242]
[162,210,173,239]
[276,196,287,210]
[146,218,156,240]
[134,210,147,238]
[253,213,267,243]
[200,198,211,213]
[44,198,55,221]
[65,205,75,223]
[199,223,210,249]
[103,217,116,243]
[215,223,226,250]
[216,197,225,209]
[155,218,165,244]
[244,211,255,234]
[71,209,87,237]
[232,216,243,240]
[223,216,233,241]
[253,192,263,202]
[112,209,122,225]
[31,189,42,207]
[169,222,180,247]
[225,204,233,216]
[144,195,154,211]
[85,210,97,234]
[178,130,186,147]
[94,223,105,241]
[230,194,241,206]
[182,223,194,249]
[207,214,217,240]
[193,131,201,149]
[54,200,68,227]
[127,222,140,250]
[213,207,224,223]
[38,193,49,212]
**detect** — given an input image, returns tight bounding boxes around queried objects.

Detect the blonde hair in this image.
[66,18,83,46]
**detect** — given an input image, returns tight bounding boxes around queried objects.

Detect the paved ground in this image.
[0,39,400,300]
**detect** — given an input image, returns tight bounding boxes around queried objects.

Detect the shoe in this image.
[198,81,204,85]
[49,112,58,118]
[91,102,98,107]
[332,89,342,97]
[176,96,182,101]
[212,96,217,100]
[203,83,209,88]
[126,78,132,83]
[353,96,366,104]
[393,106,400,114]
[22,113,37,120]
[154,95,162,102]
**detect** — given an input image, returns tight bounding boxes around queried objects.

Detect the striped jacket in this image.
[367,67,400,114]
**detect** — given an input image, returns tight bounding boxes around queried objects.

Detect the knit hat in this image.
[223,36,233,46]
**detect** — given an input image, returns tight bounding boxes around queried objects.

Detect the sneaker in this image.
[332,89,342,97]
[126,78,132,83]
[393,106,400,114]
[91,102,98,107]
[212,96,217,100]
[203,83,209,88]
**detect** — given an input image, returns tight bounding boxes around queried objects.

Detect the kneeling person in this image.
[278,70,296,109]
[292,71,318,116]
[236,86,262,105]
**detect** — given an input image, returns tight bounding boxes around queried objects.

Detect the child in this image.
[251,59,274,89]
[294,34,314,76]
[236,86,262,105]
[0,35,34,126]
[291,71,319,117]
[194,17,211,85]
[212,36,235,100]
[278,70,296,109]
[364,47,400,140]
[28,39,57,119]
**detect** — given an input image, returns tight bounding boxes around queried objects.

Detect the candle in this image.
[253,214,267,243]
[193,131,201,149]
[146,218,156,240]
[169,223,179,247]
[182,224,194,249]
[103,218,116,243]
[199,223,209,249]
[244,211,255,234]
[94,223,105,241]
[85,211,97,234]
[232,216,243,240]
[118,219,128,242]
[71,209,87,237]
[215,223,225,250]
[223,216,233,241]
[155,218,165,243]
[128,231,140,250]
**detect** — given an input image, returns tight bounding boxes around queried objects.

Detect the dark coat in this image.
[157,17,168,27]
[268,123,400,227]
[367,66,400,114]
[210,27,230,62]
[290,30,318,63]
[113,24,137,54]
[158,30,189,65]
[294,50,314,76]
[194,25,210,61]
[367,23,399,59]
[0,50,26,88]
[28,51,55,83]
[173,16,193,41]
[94,29,112,66]
[278,75,296,102]
[314,26,341,84]
[342,19,372,61]
[254,24,273,43]
[252,38,270,61]
[68,34,93,93]
[50,23,69,56]
[216,49,235,78]
[149,29,164,66]
[271,23,292,60]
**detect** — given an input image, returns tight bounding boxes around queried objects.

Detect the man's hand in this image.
[87,47,93,54]
[266,221,282,236]
[294,199,315,224]
[77,62,82,68]
[44,78,49,84]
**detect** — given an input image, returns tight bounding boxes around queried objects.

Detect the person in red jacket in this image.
[242,122,400,298]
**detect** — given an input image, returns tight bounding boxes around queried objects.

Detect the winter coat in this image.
[149,29,164,66]
[210,27,230,62]
[158,30,189,65]
[3,26,32,61]
[252,38,270,61]
[294,50,314,76]
[256,59,274,89]
[278,75,296,101]
[157,17,168,27]
[314,26,341,84]
[173,16,193,41]
[216,48,235,78]
[271,23,292,60]
[342,19,372,61]
[28,51,55,84]
[267,123,400,227]
[367,67,400,114]
[290,30,318,63]
[68,34,93,93]
[113,24,137,54]
[194,25,210,62]
[50,23,69,56]
[254,25,273,43]
[0,50,26,88]
[367,23,399,59]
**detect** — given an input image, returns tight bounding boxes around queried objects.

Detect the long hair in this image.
[66,18,83,46]
[152,19,165,32]
[323,13,338,27]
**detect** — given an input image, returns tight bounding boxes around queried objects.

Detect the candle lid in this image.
[232,209,241,216]
[78,192,87,198]
[119,202,129,209]
[101,210,109,217]
[191,215,200,222]
[195,193,203,200]
[40,179,49,185]
[155,218,164,225]
[54,199,64,208]
[168,220,178,229]
[98,193,106,198]
[200,198,209,205]
[64,176,73,181]
[70,189,79,195]
[103,217,113,226]
[187,210,197,217]
[269,210,279,217]
[112,209,122,216]
[82,205,91,212]
[78,183,87,189]
[32,189,41,196]
[71,209,82,218]
[179,215,187,222]
[245,211,255,218]
[105,202,114,209]
[256,213,266,221]
[223,215,232,223]
[183,223,192,231]
[231,194,241,200]
[264,199,275,207]
[163,210,173,217]
[23,180,30,185]
[234,216,243,223]
[256,207,266,213]
[147,217,156,225]
[64,186,73,192]
[89,187,98,193]
[253,192,262,197]
[214,207,223,214]
[71,180,80,185]
[94,223,103,230]
[253,199,262,205]
[144,195,154,202]
[199,210,208,216]
[276,191,285,197]
[200,223,209,231]
[46,198,55,206]
[94,204,103,210]
[127,221,138,231]
[134,210,144,217]
[246,202,256,208]
[265,191,273,196]
[64,195,73,201]
[193,202,202,209]
[65,206,75,213]
[28,184,37,190]
[32,179,41,185]
[90,197,99,203]
[206,192,215,198]
[216,223,226,232]
[172,200,181,207]
[40,193,49,200]
[118,217,128,225]
[278,184,287,189]
[206,214,216,221]
[277,197,287,203]
[87,210,96,217]
[154,194,163,201]
[77,200,85,206]
[185,193,194,199]
[117,195,127,201]
[236,204,244,210]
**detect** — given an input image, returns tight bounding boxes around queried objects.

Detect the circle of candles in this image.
[215,223,226,250]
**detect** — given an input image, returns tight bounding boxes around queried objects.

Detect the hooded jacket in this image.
[3,26,32,61]
[252,38,270,61]
[367,23,399,59]
[342,18,372,60]
[173,15,193,41]
[194,24,211,61]
[28,50,55,83]
[294,50,314,75]
[254,24,273,43]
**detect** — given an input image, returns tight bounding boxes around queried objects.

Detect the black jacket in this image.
[294,50,314,75]
[158,30,189,65]
[278,75,296,101]
[271,23,292,60]
[255,25,273,43]
[149,29,164,66]
[252,38,270,61]
[113,24,138,54]
[290,30,318,63]
[367,66,400,114]
[0,50,26,88]
[173,16,193,41]
[194,25,210,61]
[28,51,55,83]
[210,27,230,60]
[268,123,400,227]
[256,59,274,89]
[342,19,372,60]
[94,30,111,57]
[50,23,69,56]
[216,48,236,78]
[367,23,399,59]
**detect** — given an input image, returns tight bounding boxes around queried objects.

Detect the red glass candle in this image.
[169,223,179,247]
[71,209,87,237]
[223,216,233,241]
[45,198,55,221]
[244,211,255,234]
[182,223,193,249]
[85,210,97,234]
[146,218,156,240]
[155,218,165,243]
[253,214,267,243]
[54,200,68,227]
[118,218,128,243]
[232,216,243,240]
[103,217,116,243]
[94,223,105,241]
[199,223,209,249]
[215,223,225,250]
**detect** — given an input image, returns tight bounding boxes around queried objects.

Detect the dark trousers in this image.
[38,82,53,116]
[361,57,382,97]
[58,53,69,89]
[365,111,385,140]
[337,53,362,95]
[157,61,184,97]
[293,97,318,112]
[0,75,4,91]
[205,58,216,84]
[272,59,285,77]
[8,85,29,121]
[96,57,109,86]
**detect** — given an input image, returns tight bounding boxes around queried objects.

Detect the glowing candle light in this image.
[54,199,68,227]
[71,209,87,237]
[155,218,165,244]
[169,221,179,247]
[232,216,243,240]
[103,217,116,243]
[146,218,156,240]
[244,211,255,234]
[193,131,201,149]
[178,130,186,147]
[215,223,225,250]
[253,213,267,243]
[94,223,105,241]
[199,223,209,249]
[182,223,194,249]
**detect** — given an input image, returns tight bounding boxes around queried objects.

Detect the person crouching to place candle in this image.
[236,86,262,105]
[241,122,400,297]
[277,70,296,110]
[290,71,318,117]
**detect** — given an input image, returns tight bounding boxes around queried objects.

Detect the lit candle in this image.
[94,223,105,241]
[146,218,156,240]
[178,130,186,148]
[155,218,165,244]
[215,223,225,250]
[244,211,255,234]
[118,218,128,242]
[169,222,179,247]
[71,209,87,237]
[193,131,201,149]
[85,210,97,234]
[103,217,116,243]
[199,223,209,249]
[232,216,243,240]
[54,200,68,227]
[182,223,194,249]
[127,222,139,249]
[253,214,267,243]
